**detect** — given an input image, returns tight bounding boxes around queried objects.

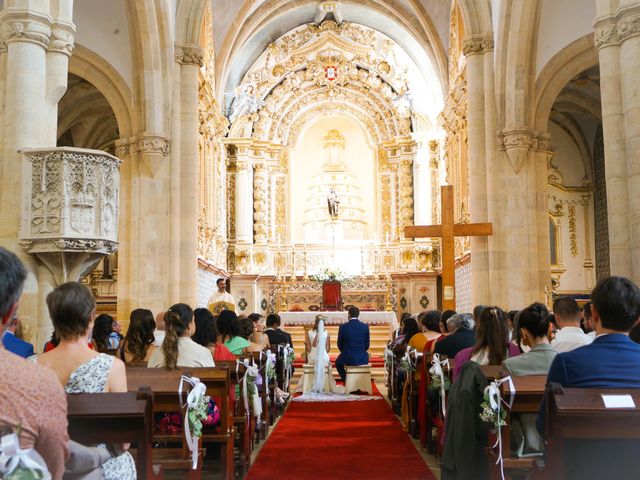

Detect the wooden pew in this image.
[498,375,547,473]
[126,368,222,479]
[418,353,453,453]
[66,389,160,479]
[214,360,253,477]
[545,384,640,479]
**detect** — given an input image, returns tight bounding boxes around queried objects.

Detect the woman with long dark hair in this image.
[217,309,250,355]
[118,309,156,364]
[147,303,214,369]
[92,314,117,351]
[453,307,520,379]
[192,308,236,361]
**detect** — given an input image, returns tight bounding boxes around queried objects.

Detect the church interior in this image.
[2,0,640,479]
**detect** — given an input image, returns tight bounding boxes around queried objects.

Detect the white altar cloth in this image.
[279,311,397,330]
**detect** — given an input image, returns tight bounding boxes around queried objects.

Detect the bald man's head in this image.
[155,311,166,330]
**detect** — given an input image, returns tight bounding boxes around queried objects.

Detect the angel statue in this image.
[228,82,264,123]
[327,188,340,220]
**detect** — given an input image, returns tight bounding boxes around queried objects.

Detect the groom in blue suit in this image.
[336,306,370,381]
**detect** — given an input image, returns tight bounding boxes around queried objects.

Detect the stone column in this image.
[176,45,202,305]
[594,5,640,281]
[115,139,133,322]
[0,4,74,349]
[129,135,171,314]
[253,161,269,244]
[463,34,492,304]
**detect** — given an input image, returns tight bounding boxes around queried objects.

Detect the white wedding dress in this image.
[306,321,343,395]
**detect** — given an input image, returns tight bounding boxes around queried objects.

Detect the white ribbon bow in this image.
[429,353,450,417]
[237,359,262,419]
[483,375,516,480]
[264,350,277,405]
[280,344,295,391]
[178,375,207,470]
[0,433,51,479]
[384,345,395,399]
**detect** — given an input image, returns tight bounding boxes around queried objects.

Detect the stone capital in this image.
[133,135,170,157]
[462,34,494,56]
[49,21,75,56]
[497,128,538,173]
[594,5,640,50]
[175,44,204,67]
[0,11,52,51]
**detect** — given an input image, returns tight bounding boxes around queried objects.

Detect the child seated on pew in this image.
[503,303,557,457]
[35,281,136,480]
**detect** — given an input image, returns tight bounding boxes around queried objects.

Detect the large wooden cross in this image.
[405,185,493,310]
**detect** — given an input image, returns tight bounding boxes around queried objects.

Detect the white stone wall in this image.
[455,262,472,313]
[196,267,218,308]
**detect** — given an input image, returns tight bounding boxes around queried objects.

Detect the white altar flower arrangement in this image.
[311,267,354,283]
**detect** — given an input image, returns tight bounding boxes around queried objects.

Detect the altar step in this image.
[282,324,391,358]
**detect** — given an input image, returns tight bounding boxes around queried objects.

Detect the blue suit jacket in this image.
[537,333,640,435]
[336,318,369,366]
[2,331,35,358]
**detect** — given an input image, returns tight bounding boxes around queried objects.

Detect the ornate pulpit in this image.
[321,281,343,311]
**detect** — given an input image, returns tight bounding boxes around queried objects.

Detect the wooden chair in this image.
[66,388,161,480]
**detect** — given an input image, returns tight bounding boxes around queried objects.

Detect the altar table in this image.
[279,311,398,331]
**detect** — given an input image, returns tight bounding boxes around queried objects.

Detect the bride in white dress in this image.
[305,316,343,394]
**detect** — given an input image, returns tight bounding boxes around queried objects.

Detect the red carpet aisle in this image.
[246,391,437,480]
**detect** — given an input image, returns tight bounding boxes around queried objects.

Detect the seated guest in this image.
[0,247,69,479]
[393,312,412,343]
[240,317,264,352]
[1,317,34,358]
[537,277,640,478]
[148,303,214,368]
[419,310,443,353]
[192,308,236,361]
[43,330,59,352]
[111,319,124,344]
[473,304,488,324]
[581,300,595,337]
[440,309,457,335]
[434,313,475,358]
[264,313,293,347]
[502,303,556,456]
[36,281,135,479]
[92,313,118,351]
[118,308,157,364]
[402,317,422,349]
[454,307,520,380]
[218,309,250,355]
[551,296,593,352]
[248,312,271,349]
[507,310,519,341]
[153,311,166,346]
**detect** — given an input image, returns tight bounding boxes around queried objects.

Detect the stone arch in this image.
[68,44,133,138]
[175,0,208,47]
[533,34,598,133]
[125,0,173,134]
[215,0,448,101]
[457,0,493,36]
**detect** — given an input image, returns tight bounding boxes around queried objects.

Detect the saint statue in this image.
[327,188,340,220]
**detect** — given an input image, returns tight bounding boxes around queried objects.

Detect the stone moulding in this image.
[594,6,640,49]
[19,147,120,285]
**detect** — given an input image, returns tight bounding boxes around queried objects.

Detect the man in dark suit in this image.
[537,276,640,479]
[335,306,370,381]
[264,313,293,347]
[2,321,34,358]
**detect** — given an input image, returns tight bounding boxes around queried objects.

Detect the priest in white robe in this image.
[208,278,237,314]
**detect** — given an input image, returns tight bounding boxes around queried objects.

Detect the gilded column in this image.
[253,161,269,244]
[594,5,640,281]
[234,143,254,244]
